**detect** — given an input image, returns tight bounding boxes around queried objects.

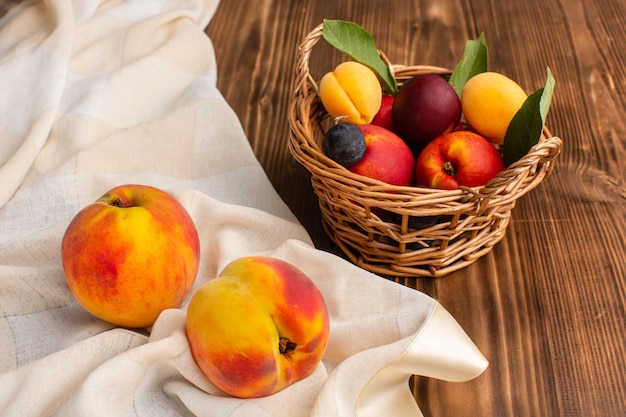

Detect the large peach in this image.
[349,123,415,186]
[319,61,382,124]
[415,131,505,190]
[61,184,200,328]
[185,256,330,399]
[461,71,528,145]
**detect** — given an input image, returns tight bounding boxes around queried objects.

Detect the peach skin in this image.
[61,184,200,328]
[186,256,330,398]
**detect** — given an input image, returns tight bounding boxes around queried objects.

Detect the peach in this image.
[319,61,382,124]
[415,131,505,190]
[461,71,528,145]
[185,256,330,399]
[61,184,200,328]
[349,123,415,186]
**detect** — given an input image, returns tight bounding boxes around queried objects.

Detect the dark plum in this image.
[322,123,367,168]
[391,74,462,149]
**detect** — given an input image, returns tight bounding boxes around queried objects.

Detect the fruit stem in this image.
[443,161,456,177]
[334,115,349,124]
[279,337,296,355]
[110,196,132,208]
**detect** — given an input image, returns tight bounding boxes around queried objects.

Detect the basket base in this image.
[321,212,511,278]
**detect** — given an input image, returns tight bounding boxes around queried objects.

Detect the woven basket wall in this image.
[288,23,562,278]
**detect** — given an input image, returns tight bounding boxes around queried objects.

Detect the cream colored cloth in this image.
[0,1,488,416]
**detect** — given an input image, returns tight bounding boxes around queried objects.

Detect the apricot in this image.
[319,61,382,124]
[461,72,528,145]
[61,184,200,328]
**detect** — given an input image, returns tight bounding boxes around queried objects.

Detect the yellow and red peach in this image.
[185,256,330,399]
[61,184,200,328]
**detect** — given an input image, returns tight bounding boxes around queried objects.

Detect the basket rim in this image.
[288,23,562,215]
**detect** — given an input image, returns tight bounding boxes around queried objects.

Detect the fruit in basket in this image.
[415,131,505,190]
[383,211,441,230]
[391,73,462,148]
[186,256,330,399]
[461,71,528,145]
[371,94,395,132]
[319,61,382,124]
[61,184,200,328]
[349,124,415,186]
[323,123,367,167]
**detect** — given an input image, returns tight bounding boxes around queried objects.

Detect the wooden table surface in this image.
[207,1,626,416]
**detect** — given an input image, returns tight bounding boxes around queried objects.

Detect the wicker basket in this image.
[288,23,562,278]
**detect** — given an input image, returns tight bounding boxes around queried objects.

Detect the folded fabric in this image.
[0,1,488,416]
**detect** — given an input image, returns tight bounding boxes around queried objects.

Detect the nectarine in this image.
[349,124,415,186]
[415,131,505,190]
[371,94,395,132]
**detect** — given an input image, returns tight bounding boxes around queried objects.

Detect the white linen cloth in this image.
[0,1,488,416]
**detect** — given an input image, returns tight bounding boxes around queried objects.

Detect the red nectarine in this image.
[349,124,415,186]
[415,131,505,190]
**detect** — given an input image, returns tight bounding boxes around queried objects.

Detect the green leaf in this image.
[322,19,398,95]
[503,67,555,166]
[539,67,556,126]
[449,33,489,97]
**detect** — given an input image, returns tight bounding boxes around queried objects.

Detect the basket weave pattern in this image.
[288,24,562,278]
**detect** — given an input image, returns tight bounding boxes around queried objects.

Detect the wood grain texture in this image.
[206,0,626,415]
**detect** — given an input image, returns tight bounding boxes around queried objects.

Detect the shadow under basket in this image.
[288,23,562,278]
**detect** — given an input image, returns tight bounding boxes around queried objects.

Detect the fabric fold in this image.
[354,303,488,417]
[0,0,74,206]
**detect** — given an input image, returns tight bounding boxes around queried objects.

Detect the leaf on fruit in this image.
[449,33,489,97]
[503,67,555,166]
[322,19,398,95]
